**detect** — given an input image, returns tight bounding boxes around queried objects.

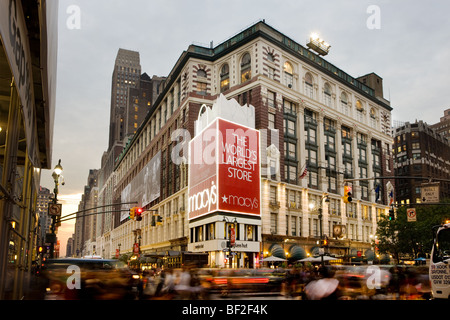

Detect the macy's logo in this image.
[221,194,259,210]
[188,181,217,213]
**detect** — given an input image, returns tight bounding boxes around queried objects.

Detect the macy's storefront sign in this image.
[188,117,260,220]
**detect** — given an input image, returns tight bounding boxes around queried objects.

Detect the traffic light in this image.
[388,208,395,221]
[156,215,163,226]
[129,207,136,220]
[151,214,156,226]
[343,185,352,203]
[135,207,143,221]
[321,238,329,247]
[151,214,163,226]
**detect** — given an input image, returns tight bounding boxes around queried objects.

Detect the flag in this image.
[389,190,394,206]
[375,184,380,202]
[299,163,308,179]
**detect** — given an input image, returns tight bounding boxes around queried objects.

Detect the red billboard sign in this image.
[188,118,260,220]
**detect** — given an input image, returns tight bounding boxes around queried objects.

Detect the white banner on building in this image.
[121,151,161,221]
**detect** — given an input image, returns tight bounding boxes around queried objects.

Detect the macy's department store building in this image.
[187,97,262,268]
[109,21,392,268]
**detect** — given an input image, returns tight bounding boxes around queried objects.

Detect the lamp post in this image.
[310,194,329,266]
[49,159,63,259]
[223,216,237,268]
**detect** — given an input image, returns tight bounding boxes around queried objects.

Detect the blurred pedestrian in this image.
[304,266,339,300]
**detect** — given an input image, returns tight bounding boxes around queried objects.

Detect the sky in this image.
[39,0,450,256]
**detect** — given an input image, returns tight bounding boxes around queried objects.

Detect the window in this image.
[305,127,316,144]
[268,90,276,108]
[284,100,296,115]
[270,213,278,234]
[326,135,335,151]
[197,82,207,95]
[341,126,351,140]
[220,64,230,92]
[197,69,207,95]
[286,142,296,159]
[286,120,296,137]
[284,61,294,87]
[291,216,297,236]
[304,72,313,98]
[246,225,255,241]
[412,153,421,160]
[268,67,275,80]
[270,186,277,203]
[356,100,364,122]
[306,148,317,165]
[360,166,368,179]
[359,147,367,162]
[340,92,349,116]
[323,82,332,107]
[370,108,377,128]
[241,53,251,83]
[267,52,275,62]
[197,69,207,78]
[268,112,275,129]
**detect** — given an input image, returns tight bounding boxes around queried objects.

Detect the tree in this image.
[376,199,450,263]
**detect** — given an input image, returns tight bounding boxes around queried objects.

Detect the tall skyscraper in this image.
[78,49,166,256]
[109,49,142,150]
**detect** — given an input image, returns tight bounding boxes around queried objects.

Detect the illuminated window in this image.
[284,61,293,87]
[220,64,229,92]
[356,100,364,122]
[197,81,207,95]
[241,53,251,83]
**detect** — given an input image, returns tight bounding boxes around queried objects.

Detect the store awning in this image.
[289,245,306,260]
[269,244,286,259]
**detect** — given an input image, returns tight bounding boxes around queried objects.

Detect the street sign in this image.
[407,208,417,222]
[48,203,62,216]
[421,182,440,203]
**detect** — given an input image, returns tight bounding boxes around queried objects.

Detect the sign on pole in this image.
[407,208,417,222]
[48,203,62,216]
[421,182,440,203]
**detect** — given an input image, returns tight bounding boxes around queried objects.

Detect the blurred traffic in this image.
[35,257,433,300]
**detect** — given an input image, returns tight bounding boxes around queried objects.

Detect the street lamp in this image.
[50,159,63,258]
[223,216,237,268]
[310,194,330,265]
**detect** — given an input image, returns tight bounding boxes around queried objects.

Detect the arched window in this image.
[220,63,230,92]
[356,100,364,122]
[196,69,207,95]
[340,92,349,116]
[284,61,294,87]
[304,72,313,98]
[197,69,207,78]
[370,107,377,128]
[241,53,251,83]
[323,82,332,107]
[267,52,275,62]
